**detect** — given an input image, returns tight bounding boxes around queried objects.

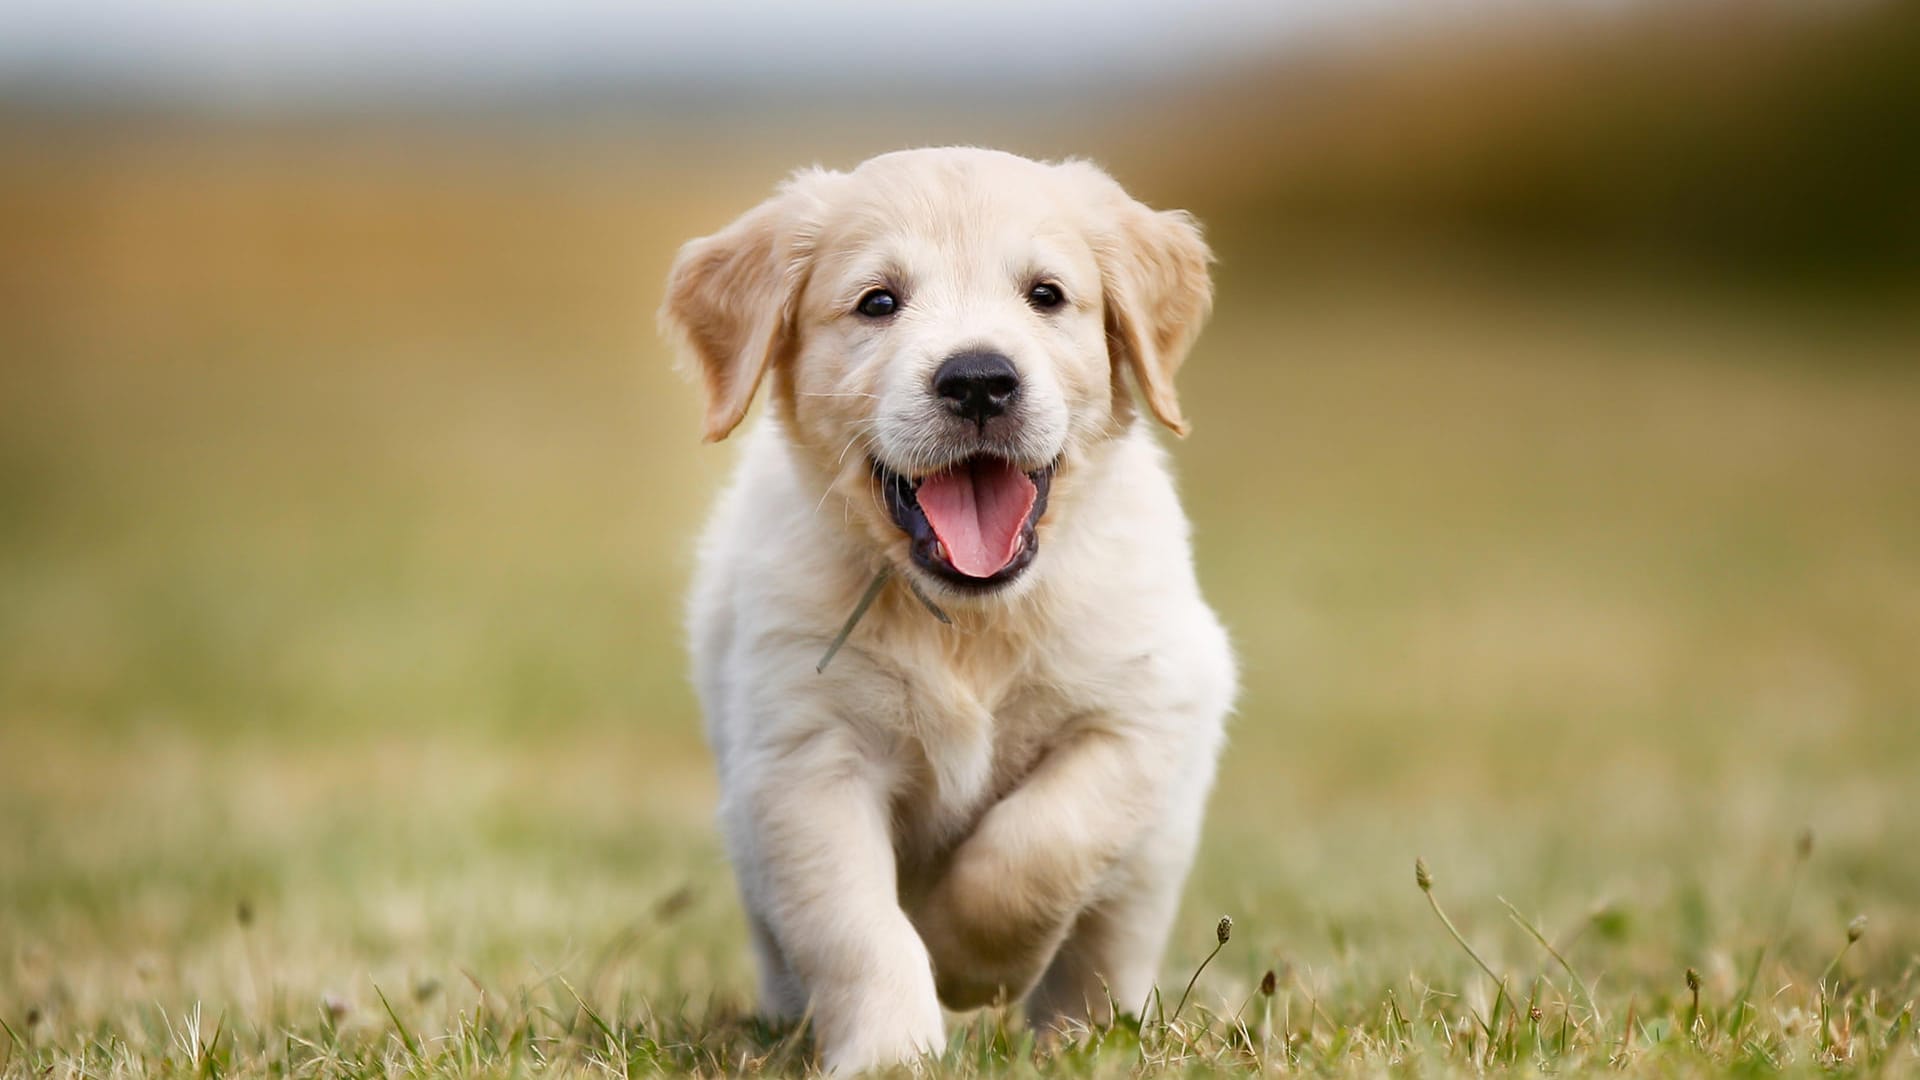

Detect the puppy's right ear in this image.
[660,175,822,442]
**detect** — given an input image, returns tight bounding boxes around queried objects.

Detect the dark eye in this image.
[856,289,898,319]
[1027,282,1064,310]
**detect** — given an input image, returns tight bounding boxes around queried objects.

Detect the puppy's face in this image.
[664,149,1211,600]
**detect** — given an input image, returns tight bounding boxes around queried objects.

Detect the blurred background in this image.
[3,0,1918,1052]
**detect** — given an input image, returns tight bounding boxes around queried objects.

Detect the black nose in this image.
[933,351,1020,426]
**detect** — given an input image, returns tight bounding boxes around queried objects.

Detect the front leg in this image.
[912,726,1165,1009]
[728,722,944,1072]
[1025,756,1215,1033]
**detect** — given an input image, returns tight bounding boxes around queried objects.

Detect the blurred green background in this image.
[2,0,1918,1071]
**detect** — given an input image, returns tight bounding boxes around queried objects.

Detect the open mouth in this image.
[876,455,1054,591]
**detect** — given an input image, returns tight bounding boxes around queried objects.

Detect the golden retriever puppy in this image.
[661,147,1235,1072]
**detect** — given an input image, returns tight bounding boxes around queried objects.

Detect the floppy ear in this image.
[660,178,819,442]
[1080,169,1214,436]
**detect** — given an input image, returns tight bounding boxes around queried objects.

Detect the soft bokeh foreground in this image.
[4,6,1920,1074]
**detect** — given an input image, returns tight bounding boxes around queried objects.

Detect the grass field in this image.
[2,132,1919,1076]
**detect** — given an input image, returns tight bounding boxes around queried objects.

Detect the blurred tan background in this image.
[2,0,1918,1051]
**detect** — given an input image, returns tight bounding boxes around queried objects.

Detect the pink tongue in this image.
[916,459,1038,578]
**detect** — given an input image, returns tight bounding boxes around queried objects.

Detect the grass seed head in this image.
[1686,967,1701,992]
[1260,969,1276,996]
[1217,915,1233,945]
[1847,914,1866,942]
[1415,857,1433,892]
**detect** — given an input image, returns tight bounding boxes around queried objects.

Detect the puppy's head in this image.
[662,148,1211,600]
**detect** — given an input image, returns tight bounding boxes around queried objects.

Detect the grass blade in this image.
[372,983,422,1063]
[1499,895,1605,1029]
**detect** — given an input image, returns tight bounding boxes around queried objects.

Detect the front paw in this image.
[915,862,1077,1012]
[812,929,946,1074]
[818,997,943,1074]
[918,893,1044,1011]
[933,964,1017,1012]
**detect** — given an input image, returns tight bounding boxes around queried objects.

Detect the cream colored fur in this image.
[660,148,1236,1073]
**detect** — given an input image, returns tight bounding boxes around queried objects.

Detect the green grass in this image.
[2,140,1919,1076]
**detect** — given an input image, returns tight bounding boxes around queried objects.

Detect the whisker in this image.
[835,433,870,468]
[816,468,862,520]
[813,431,872,519]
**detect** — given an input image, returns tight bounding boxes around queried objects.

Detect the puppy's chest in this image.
[890,680,1064,877]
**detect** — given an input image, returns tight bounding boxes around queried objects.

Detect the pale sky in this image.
[0,0,1593,105]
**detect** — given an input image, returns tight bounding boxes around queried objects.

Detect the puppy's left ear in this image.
[1075,165,1214,436]
[660,172,824,443]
